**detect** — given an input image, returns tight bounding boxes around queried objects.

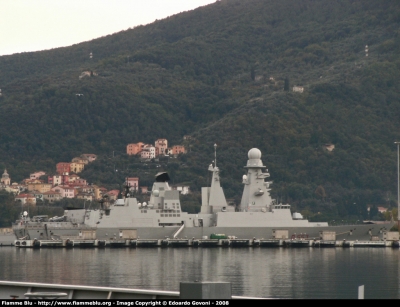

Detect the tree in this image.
[284,77,290,91]
[250,66,256,81]
[0,191,20,228]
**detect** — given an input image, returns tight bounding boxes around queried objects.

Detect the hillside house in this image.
[56,163,71,175]
[324,144,335,152]
[126,177,139,191]
[155,139,168,156]
[51,185,75,198]
[73,178,87,186]
[68,174,80,183]
[42,191,62,203]
[30,171,46,180]
[1,169,11,186]
[50,174,70,186]
[127,142,144,155]
[70,162,85,174]
[76,185,94,194]
[81,154,97,162]
[141,145,156,159]
[140,186,148,194]
[378,207,388,213]
[105,190,120,201]
[171,145,186,156]
[292,86,304,93]
[4,183,21,194]
[23,179,44,185]
[171,185,190,195]
[76,192,94,202]
[27,183,52,193]
[93,186,107,200]
[72,157,89,165]
[15,193,36,205]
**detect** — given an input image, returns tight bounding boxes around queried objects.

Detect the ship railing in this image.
[0,280,265,300]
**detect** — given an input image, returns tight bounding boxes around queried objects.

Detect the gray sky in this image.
[0,0,216,56]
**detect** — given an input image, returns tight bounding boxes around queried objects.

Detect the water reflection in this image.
[0,247,399,299]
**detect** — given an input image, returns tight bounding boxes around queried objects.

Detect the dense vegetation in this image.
[0,0,400,226]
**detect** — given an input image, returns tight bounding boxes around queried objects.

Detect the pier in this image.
[12,237,400,248]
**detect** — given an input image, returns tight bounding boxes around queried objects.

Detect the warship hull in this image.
[13,223,394,242]
[11,148,396,243]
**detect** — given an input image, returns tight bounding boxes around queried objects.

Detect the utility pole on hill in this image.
[395,141,400,230]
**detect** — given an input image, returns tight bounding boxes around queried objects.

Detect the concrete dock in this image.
[0,228,15,246]
[11,237,400,248]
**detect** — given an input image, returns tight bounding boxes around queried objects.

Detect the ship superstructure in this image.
[12,148,394,242]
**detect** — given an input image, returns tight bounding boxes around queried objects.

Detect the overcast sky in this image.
[0,0,216,56]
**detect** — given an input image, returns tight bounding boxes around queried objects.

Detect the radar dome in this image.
[153,190,159,197]
[248,148,262,159]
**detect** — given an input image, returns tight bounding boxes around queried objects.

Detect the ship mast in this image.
[214,143,217,168]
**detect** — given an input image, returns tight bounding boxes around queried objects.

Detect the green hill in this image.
[0,0,400,221]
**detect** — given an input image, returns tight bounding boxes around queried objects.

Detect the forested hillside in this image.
[0,0,400,222]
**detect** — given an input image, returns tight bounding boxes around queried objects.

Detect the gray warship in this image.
[12,148,395,242]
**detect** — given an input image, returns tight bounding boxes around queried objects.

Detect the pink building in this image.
[140,186,148,194]
[378,207,388,213]
[68,174,80,183]
[126,177,139,191]
[74,178,87,186]
[51,185,75,198]
[105,190,120,201]
[127,142,144,155]
[155,139,168,156]
[171,145,186,155]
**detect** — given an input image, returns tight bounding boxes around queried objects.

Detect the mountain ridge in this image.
[0,0,399,221]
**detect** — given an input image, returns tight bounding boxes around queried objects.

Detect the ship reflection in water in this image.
[0,247,399,299]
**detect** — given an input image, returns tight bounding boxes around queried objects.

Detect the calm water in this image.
[1,247,400,299]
